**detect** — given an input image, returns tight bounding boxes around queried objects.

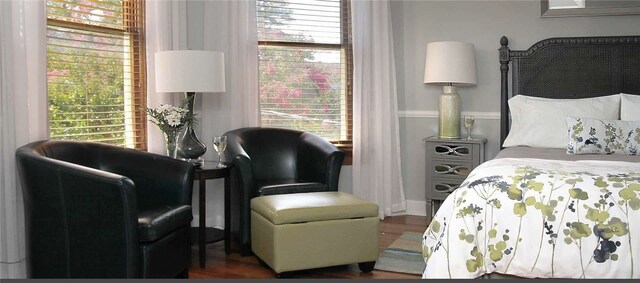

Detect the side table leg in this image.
[224,175,231,255]
[199,178,206,268]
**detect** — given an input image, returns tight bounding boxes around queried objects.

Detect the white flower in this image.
[144,100,192,136]
[166,112,182,126]
[157,104,171,113]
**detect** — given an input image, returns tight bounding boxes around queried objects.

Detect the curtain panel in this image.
[145,0,188,154]
[0,0,48,278]
[200,0,260,163]
[193,0,259,230]
[351,0,406,218]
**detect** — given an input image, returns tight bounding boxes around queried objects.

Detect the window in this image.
[257,0,353,160]
[46,0,147,149]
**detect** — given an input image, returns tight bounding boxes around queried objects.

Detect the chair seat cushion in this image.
[257,179,327,196]
[137,205,192,242]
[251,192,378,225]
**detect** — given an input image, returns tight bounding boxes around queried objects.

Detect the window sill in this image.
[335,144,352,165]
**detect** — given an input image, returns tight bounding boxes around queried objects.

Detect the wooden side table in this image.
[192,161,234,268]
[423,136,486,220]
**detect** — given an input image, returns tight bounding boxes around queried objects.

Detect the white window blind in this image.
[46,0,147,149]
[257,0,352,144]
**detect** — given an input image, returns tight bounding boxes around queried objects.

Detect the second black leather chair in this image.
[224,127,345,255]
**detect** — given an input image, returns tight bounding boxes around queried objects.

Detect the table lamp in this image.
[155,50,226,165]
[424,41,477,139]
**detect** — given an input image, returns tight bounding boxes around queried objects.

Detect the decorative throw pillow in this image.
[566,116,640,155]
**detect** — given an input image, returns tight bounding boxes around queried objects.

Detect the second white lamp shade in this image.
[155,50,226,93]
[424,41,477,85]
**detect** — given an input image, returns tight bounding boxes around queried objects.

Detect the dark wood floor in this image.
[188,215,429,279]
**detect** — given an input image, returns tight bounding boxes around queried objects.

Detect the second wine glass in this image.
[212,136,227,168]
[463,116,475,140]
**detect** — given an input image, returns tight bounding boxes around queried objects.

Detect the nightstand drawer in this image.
[431,161,473,178]
[427,177,464,200]
[428,142,476,161]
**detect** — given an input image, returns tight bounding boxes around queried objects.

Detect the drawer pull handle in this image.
[434,145,470,157]
[435,183,459,193]
[434,164,471,175]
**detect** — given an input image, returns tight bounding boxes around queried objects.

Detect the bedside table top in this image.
[423,136,487,144]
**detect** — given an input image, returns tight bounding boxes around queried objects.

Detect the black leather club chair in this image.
[223,127,345,256]
[15,140,195,278]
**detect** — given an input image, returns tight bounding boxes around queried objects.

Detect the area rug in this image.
[374,231,425,275]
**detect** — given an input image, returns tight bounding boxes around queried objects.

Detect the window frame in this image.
[46,0,148,150]
[257,0,353,164]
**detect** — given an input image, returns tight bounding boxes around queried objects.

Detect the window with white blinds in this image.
[46,0,147,149]
[257,0,352,147]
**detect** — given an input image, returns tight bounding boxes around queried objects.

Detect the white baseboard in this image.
[391,202,406,213]
[405,200,427,216]
[389,200,426,216]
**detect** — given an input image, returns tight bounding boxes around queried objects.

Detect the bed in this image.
[421,35,640,279]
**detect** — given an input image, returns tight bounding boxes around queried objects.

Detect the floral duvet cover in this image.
[422,158,640,279]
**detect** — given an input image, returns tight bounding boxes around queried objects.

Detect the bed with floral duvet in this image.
[421,155,640,279]
[422,34,640,279]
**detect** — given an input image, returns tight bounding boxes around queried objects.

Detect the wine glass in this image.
[212,136,227,168]
[463,116,475,140]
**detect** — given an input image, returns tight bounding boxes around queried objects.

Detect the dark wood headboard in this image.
[498,35,640,146]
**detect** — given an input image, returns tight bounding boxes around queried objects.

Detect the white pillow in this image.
[502,94,621,148]
[621,93,640,121]
[566,116,640,155]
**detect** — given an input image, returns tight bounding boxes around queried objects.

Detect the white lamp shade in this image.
[424,41,477,86]
[155,50,226,93]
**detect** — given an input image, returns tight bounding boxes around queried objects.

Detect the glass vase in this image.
[164,131,179,158]
[177,125,207,161]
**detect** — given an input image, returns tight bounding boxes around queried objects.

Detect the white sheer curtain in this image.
[184,0,259,230]
[200,0,259,162]
[351,0,406,218]
[0,0,48,278]
[145,0,188,154]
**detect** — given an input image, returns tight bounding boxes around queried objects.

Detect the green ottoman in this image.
[250,191,379,274]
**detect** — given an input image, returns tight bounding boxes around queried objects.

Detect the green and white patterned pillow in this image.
[567,116,640,155]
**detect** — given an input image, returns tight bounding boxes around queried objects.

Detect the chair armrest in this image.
[225,137,256,199]
[15,152,141,278]
[224,133,258,250]
[297,132,345,190]
[98,147,195,209]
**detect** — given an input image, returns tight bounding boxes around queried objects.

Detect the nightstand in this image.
[423,136,486,220]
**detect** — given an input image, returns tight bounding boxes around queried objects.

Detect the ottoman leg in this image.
[358,261,376,273]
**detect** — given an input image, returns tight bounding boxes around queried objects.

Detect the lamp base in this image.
[438,86,461,139]
[177,92,207,162]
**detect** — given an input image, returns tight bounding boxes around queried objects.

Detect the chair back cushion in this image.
[228,127,304,181]
[28,139,101,169]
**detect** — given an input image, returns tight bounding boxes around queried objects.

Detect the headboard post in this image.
[498,36,510,147]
